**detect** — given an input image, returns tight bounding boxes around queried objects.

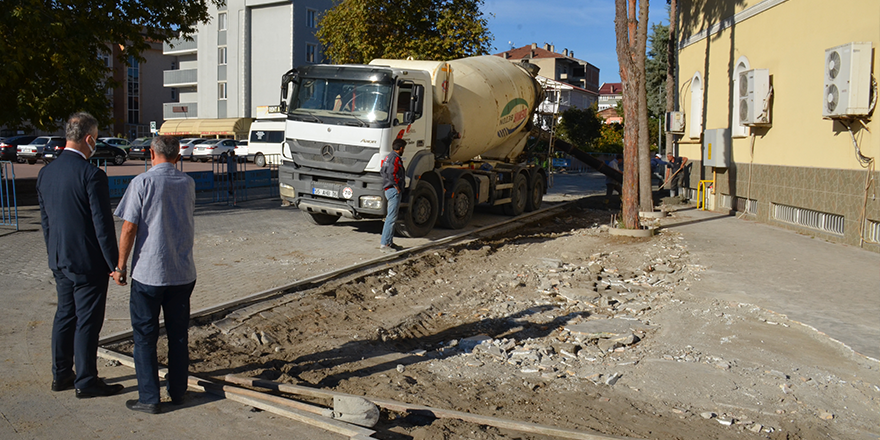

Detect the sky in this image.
[480,0,670,85]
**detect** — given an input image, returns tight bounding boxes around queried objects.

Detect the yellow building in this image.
[673,0,879,251]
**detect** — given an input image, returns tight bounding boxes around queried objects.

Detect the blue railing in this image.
[0,161,18,230]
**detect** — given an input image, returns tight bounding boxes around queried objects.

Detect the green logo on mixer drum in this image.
[497,98,530,138]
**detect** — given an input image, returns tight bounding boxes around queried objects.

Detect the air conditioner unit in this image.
[665,111,685,133]
[823,42,872,118]
[738,69,771,126]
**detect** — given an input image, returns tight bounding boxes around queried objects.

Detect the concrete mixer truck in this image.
[276,55,547,237]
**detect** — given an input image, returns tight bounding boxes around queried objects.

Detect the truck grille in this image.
[290,139,374,173]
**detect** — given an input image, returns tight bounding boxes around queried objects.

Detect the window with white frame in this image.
[218,47,227,65]
[306,43,317,63]
[689,72,703,139]
[731,56,751,138]
[218,82,228,100]
[218,12,227,31]
[307,9,317,28]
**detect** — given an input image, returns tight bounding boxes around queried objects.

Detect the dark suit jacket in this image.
[37,149,118,275]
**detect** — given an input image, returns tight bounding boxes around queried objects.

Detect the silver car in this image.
[17,136,57,164]
[192,139,237,162]
[179,138,209,160]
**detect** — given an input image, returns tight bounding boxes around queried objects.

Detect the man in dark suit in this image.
[37,112,124,398]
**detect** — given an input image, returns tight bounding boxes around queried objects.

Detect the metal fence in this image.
[0,161,18,230]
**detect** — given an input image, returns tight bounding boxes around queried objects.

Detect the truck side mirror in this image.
[412,85,425,119]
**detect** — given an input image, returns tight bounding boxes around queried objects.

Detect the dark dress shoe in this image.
[75,378,124,398]
[126,399,161,414]
[51,375,75,392]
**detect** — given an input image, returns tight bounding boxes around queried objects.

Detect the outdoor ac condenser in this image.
[823,42,873,118]
[665,111,685,133]
[739,69,771,126]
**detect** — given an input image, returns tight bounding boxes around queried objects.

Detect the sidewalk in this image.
[665,206,880,360]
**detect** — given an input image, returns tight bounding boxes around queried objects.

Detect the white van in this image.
[245,119,286,167]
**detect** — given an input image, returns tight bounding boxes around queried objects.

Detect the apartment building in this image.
[496,44,600,93]
[674,0,879,250]
[160,0,332,139]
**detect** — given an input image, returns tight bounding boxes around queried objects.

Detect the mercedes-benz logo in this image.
[321,144,335,160]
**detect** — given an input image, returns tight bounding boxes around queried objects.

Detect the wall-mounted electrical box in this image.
[702,128,730,168]
[823,42,873,118]
[739,69,771,126]
[666,111,685,133]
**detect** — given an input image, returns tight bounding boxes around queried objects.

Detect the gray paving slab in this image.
[665,207,880,360]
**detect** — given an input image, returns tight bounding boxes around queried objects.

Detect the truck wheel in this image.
[304,211,340,225]
[397,181,438,238]
[525,175,544,212]
[502,172,527,216]
[254,153,266,167]
[439,179,474,229]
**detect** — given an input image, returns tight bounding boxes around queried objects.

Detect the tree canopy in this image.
[646,23,669,119]
[557,106,603,152]
[317,0,493,64]
[0,0,220,131]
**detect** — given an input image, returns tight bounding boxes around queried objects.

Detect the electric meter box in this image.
[702,128,730,168]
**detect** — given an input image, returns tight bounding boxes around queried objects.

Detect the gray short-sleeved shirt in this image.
[115,162,196,286]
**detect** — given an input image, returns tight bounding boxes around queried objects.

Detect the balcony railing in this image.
[163,69,198,87]
[163,102,198,120]
[163,36,198,55]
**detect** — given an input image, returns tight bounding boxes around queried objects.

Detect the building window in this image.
[218,12,227,31]
[306,43,317,63]
[218,47,227,65]
[127,56,139,124]
[218,82,228,100]
[307,9,317,28]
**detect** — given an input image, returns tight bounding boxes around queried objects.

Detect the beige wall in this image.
[676,0,880,250]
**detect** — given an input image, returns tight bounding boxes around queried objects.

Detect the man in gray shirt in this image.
[113,136,196,414]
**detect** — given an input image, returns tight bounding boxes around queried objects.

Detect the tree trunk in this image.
[636,0,652,212]
[665,0,677,155]
[614,0,641,229]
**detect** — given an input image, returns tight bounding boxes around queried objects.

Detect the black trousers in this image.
[51,268,108,389]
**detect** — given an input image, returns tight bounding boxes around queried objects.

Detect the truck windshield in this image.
[289,79,393,127]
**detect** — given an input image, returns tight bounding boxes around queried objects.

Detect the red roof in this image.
[598,82,623,95]
[494,44,568,60]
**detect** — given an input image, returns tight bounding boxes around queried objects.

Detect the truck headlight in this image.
[359,195,383,209]
[279,183,296,199]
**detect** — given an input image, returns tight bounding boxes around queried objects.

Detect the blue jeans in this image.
[381,187,399,246]
[130,279,196,404]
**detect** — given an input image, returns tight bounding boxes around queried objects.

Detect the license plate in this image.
[312,187,338,198]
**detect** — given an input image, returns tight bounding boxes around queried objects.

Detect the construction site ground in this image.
[1,172,878,440]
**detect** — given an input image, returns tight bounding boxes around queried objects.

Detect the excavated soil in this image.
[111,199,880,440]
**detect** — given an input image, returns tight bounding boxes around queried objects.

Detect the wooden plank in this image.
[225,375,636,440]
[97,349,375,439]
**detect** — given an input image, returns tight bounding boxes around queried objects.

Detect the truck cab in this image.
[278,64,430,226]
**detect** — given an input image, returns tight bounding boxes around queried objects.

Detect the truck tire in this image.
[502,172,527,216]
[525,175,544,212]
[397,181,438,238]
[304,211,340,225]
[254,153,266,167]
[439,179,474,229]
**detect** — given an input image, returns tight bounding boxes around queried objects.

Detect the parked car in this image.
[43,140,127,165]
[98,137,132,152]
[192,139,237,162]
[0,135,38,161]
[18,136,62,164]
[234,140,249,163]
[127,137,153,160]
[36,137,67,163]
[179,138,209,160]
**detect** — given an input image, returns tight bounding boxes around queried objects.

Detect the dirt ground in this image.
[110,198,880,440]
